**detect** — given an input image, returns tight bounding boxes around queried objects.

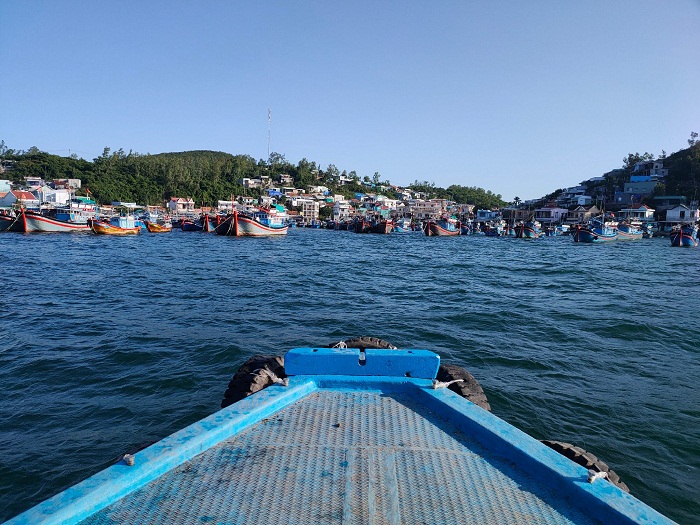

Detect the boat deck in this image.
[7,348,674,525]
[83,388,596,525]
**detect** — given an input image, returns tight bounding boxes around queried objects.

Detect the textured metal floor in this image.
[81,390,601,524]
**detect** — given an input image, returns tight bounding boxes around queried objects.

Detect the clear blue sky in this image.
[2,0,699,201]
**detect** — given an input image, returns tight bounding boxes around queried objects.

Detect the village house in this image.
[533,204,568,225]
[333,200,351,222]
[278,173,294,185]
[619,203,655,221]
[167,197,195,214]
[35,186,71,205]
[302,200,319,223]
[0,190,41,209]
[52,178,82,189]
[564,205,601,225]
[0,180,12,193]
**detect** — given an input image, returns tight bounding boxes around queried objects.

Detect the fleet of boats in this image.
[0,206,697,247]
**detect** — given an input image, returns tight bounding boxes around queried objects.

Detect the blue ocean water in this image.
[0,229,697,524]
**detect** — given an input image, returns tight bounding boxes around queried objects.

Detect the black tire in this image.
[326,336,397,349]
[221,354,286,408]
[436,363,491,411]
[541,440,629,492]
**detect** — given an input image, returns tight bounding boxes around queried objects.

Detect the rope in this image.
[431,379,464,389]
[587,470,608,483]
[1,211,22,232]
[253,367,289,387]
[332,341,348,348]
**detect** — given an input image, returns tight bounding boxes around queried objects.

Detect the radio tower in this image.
[267,108,271,161]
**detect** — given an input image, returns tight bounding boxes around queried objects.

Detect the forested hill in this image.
[0,146,507,209]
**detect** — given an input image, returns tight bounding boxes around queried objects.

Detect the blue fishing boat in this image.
[423,217,461,236]
[514,220,541,238]
[669,223,698,247]
[572,216,618,243]
[616,220,643,241]
[5,343,675,524]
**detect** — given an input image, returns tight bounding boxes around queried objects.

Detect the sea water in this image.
[0,229,697,523]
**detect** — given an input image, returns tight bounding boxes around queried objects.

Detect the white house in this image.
[665,204,699,223]
[619,203,655,221]
[36,187,71,205]
[302,200,319,222]
[0,180,11,192]
[167,197,195,214]
[333,200,350,221]
[0,190,41,209]
[533,205,568,224]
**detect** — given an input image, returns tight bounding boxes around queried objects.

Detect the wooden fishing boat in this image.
[89,217,141,235]
[369,219,393,234]
[20,209,92,232]
[669,223,698,247]
[181,219,204,232]
[572,216,617,243]
[5,343,676,525]
[144,220,172,233]
[514,220,541,239]
[616,220,643,241]
[423,218,461,236]
[215,209,288,237]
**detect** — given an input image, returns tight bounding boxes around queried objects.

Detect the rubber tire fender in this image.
[326,336,397,349]
[221,354,286,408]
[541,440,629,492]
[435,363,491,411]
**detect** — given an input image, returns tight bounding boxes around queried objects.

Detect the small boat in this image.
[181,219,204,232]
[514,220,541,239]
[215,209,288,237]
[369,218,393,234]
[5,343,676,525]
[392,217,418,233]
[669,223,698,247]
[572,216,617,243]
[423,217,461,236]
[144,220,172,233]
[352,217,371,233]
[616,220,643,241]
[89,216,141,235]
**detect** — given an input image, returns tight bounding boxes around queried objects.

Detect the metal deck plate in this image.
[81,389,600,525]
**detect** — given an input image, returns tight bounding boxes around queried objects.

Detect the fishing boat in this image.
[616,220,643,241]
[214,209,288,237]
[89,216,141,235]
[423,217,461,236]
[369,218,393,234]
[669,223,698,247]
[144,220,172,233]
[572,216,617,243]
[181,219,204,232]
[20,209,92,233]
[5,343,676,525]
[514,220,541,239]
[0,210,26,232]
[352,217,371,233]
[392,217,413,233]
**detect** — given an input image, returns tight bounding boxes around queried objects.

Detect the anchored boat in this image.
[4,342,676,525]
[215,209,288,237]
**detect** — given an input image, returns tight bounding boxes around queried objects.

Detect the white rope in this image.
[254,367,289,387]
[332,341,347,348]
[587,470,608,483]
[431,379,464,389]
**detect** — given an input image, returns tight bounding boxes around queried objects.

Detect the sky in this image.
[2,0,699,201]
